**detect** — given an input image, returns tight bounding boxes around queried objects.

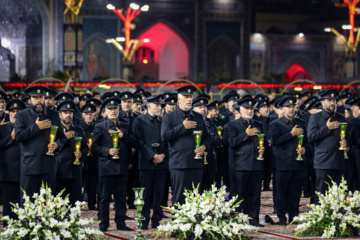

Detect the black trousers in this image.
[272,155,277,212]
[170,168,203,205]
[86,169,98,209]
[20,174,56,206]
[263,151,273,190]
[139,169,167,224]
[127,167,138,207]
[2,181,20,224]
[276,170,303,223]
[233,170,263,223]
[315,169,344,204]
[201,169,215,193]
[56,178,82,206]
[99,175,127,229]
[161,169,171,207]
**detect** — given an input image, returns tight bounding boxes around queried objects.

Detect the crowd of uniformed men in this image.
[0,84,358,230]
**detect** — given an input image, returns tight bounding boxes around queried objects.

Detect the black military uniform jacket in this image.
[79,119,98,170]
[133,113,168,170]
[92,117,137,176]
[15,107,66,175]
[307,110,348,170]
[56,123,88,179]
[0,122,20,182]
[270,116,306,171]
[161,108,211,169]
[224,117,264,171]
[118,110,136,165]
[204,118,222,171]
[350,117,360,168]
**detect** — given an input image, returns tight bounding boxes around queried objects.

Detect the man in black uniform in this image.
[79,94,93,109]
[133,94,168,230]
[118,92,137,209]
[224,98,265,227]
[56,100,88,206]
[15,86,66,203]
[0,91,9,124]
[86,98,102,123]
[207,101,227,190]
[336,93,351,115]
[92,98,137,232]
[131,95,143,117]
[55,92,81,126]
[163,95,177,115]
[270,96,306,225]
[80,103,98,210]
[0,99,25,225]
[44,88,58,110]
[193,98,222,192]
[161,86,210,205]
[308,90,348,202]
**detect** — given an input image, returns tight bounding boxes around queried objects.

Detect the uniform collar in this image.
[239,117,253,125]
[321,109,334,119]
[281,116,293,125]
[145,113,158,121]
[61,121,76,131]
[106,116,117,128]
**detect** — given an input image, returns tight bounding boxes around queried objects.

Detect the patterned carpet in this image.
[1,189,360,239]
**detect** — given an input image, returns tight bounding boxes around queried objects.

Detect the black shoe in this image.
[125,215,134,220]
[276,221,287,226]
[142,221,149,230]
[252,222,264,227]
[263,188,272,191]
[99,223,109,232]
[117,224,133,231]
[88,206,98,211]
[152,221,160,229]
[265,215,275,225]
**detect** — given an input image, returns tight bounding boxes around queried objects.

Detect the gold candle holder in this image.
[204,152,208,165]
[111,132,120,159]
[296,135,304,161]
[217,126,223,148]
[193,130,203,159]
[339,122,349,159]
[257,134,265,160]
[46,125,58,156]
[87,133,93,156]
[73,137,82,165]
[133,188,146,240]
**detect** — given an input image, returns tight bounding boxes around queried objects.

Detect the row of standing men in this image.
[0,86,357,230]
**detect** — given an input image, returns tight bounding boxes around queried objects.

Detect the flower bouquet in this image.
[154,184,257,240]
[1,183,105,240]
[291,177,360,239]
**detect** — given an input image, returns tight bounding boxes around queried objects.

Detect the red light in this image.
[143,59,148,64]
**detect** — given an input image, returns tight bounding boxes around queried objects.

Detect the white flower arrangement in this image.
[1,183,105,240]
[291,177,360,239]
[154,184,257,240]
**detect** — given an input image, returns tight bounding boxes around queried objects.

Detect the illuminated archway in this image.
[136,22,190,81]
[283,64,311,82]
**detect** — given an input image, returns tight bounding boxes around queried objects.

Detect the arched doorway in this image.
[283,64,311,82]
[134,22,190,81]
[207,36,239,82]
